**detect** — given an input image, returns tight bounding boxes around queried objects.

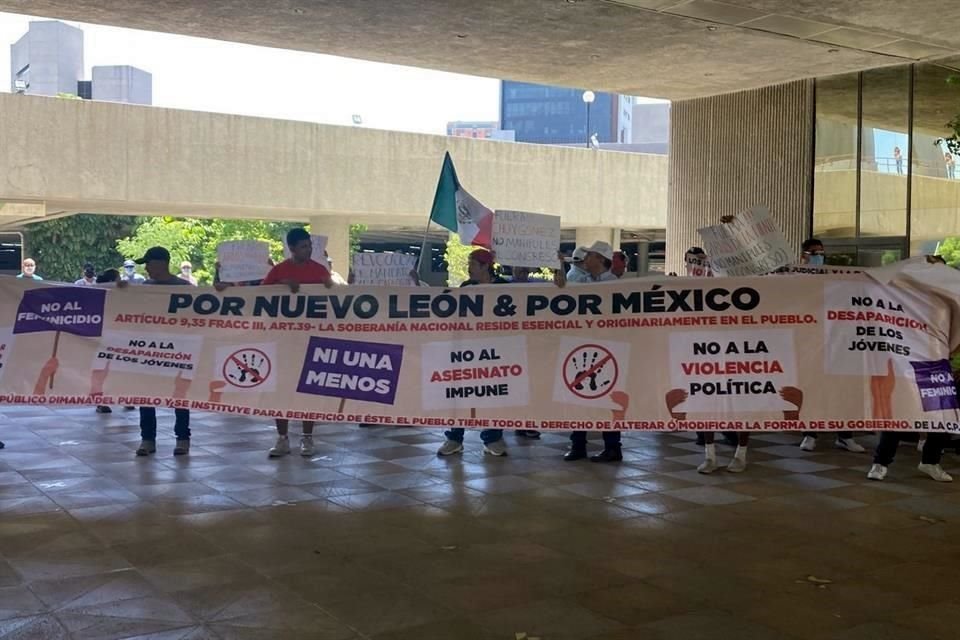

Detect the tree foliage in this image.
[25,214,140,282]
[116,217,368,284]
[444,233,473,286]
[935,236,960,267]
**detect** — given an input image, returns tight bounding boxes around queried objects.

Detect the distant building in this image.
[500,80,632,145]
[92,65,152,105]
[10,20,152,105]
[632,103,670,154]
[10,20,84,96]
[446,120,515,141]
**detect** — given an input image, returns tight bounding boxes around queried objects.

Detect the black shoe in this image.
[96,406,112,414]
[0,440,5,449]
[564,448,588,461]
[358,423,375,428]
[517,430,541,439]
[590,448,623,463]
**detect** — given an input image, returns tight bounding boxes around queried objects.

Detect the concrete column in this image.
[574,227,620,250]
[308,216,351,278]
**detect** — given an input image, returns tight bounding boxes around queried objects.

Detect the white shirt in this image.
[73,277,96,286]
[567,268,617,284]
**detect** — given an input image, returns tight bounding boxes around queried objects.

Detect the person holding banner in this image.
[554,241,623,463]
[437,248,510,457]
[262,228,332,458]
[117,247,194,457]
[16,258,42,280]
[796,238,865,454]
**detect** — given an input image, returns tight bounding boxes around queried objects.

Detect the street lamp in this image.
[13,79,26,94]
[581,90,595,148]
[351,114,363,125]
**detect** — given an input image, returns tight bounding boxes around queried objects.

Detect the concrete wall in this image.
[666,80,814,272]
[0,92,667,230]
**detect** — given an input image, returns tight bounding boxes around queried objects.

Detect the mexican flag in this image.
[429,152,493,249]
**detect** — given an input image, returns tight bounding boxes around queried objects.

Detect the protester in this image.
[16,258,42,280]
[438,248,509,457]
[261,228,333,457]
[179,261,198,285]
[117,247,192,456]
[565,246,589,281]
[74,263,97,286]
[121,259,146,284]
[796,237,865,454]
[867,432,953,482]
[611,251,627,278]
[92,269,135,415]
[324,251,349,285]
[555,241,622,462]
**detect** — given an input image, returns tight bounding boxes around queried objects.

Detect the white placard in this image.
[352,253,417,286]
[283,234,329,270]
[668,329,796,413]
[93,331,204,379]
[421,335,529,410]
[217,240,270,284]
[492,210,561,268]
[697,205,791,277]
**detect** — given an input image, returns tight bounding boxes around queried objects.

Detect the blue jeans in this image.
[140,407,190,441]
[444,428,503,444]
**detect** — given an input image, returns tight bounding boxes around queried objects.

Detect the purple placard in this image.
[911,360,959,412]
[297,336,403,405]
[13,286,106,337]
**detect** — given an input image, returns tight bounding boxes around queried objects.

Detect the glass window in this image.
[910,59,960,259]
[813,73,859,240]
[859,66,909,238]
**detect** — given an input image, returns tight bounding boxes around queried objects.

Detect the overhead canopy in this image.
[5,0,960,99]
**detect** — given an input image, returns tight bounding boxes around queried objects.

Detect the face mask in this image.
[125,266,135,273]
[807,255,825,266]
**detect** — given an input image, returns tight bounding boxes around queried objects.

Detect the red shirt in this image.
[261,259,331,285]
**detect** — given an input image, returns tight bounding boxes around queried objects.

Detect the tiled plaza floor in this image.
[2,405,960,639]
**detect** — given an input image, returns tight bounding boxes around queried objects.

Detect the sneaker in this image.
[516,430,542,439]
[836,437,865,453]
[697,458,719,474]
[269,435,291,458]
[173,439,190,456]
[300,435,315,457]
[437,439,464,456]
[867,463,888,481]
[483,439,508,457]
[799,436,817,452]
[95,406,112,414]
[726,456,747,473]
[136,440,156,457]
[918,463,953,482]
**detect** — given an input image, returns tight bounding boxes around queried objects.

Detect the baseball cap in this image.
[469,248,495,266]
[564,246,588,263]
[134,247,171,265]
[123,259,136,268]
[584,240,614,261]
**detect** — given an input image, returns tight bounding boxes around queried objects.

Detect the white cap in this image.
[571,246,588,262]
[584,240,614,261]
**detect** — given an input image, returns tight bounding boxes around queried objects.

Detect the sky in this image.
[0,11,665,135]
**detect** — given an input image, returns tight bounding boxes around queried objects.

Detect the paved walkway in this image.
[1,405,959,639]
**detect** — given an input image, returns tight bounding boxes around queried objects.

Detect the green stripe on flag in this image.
[429,152,459,233]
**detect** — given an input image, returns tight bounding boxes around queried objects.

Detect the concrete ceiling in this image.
[4,0,960,99]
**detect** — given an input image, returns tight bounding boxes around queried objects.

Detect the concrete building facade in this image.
[91,65,152,105]
[9,20,83,96]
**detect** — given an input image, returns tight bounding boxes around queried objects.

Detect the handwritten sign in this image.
[697,205,791,277]
[492,210,561,268]
[217,240,270,283]
[352,253,417,286]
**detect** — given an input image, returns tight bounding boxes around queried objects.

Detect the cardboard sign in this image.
[492,210,561,268]
[697,205,791,277]
[217,240,271,283]
[352,253,417,286]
